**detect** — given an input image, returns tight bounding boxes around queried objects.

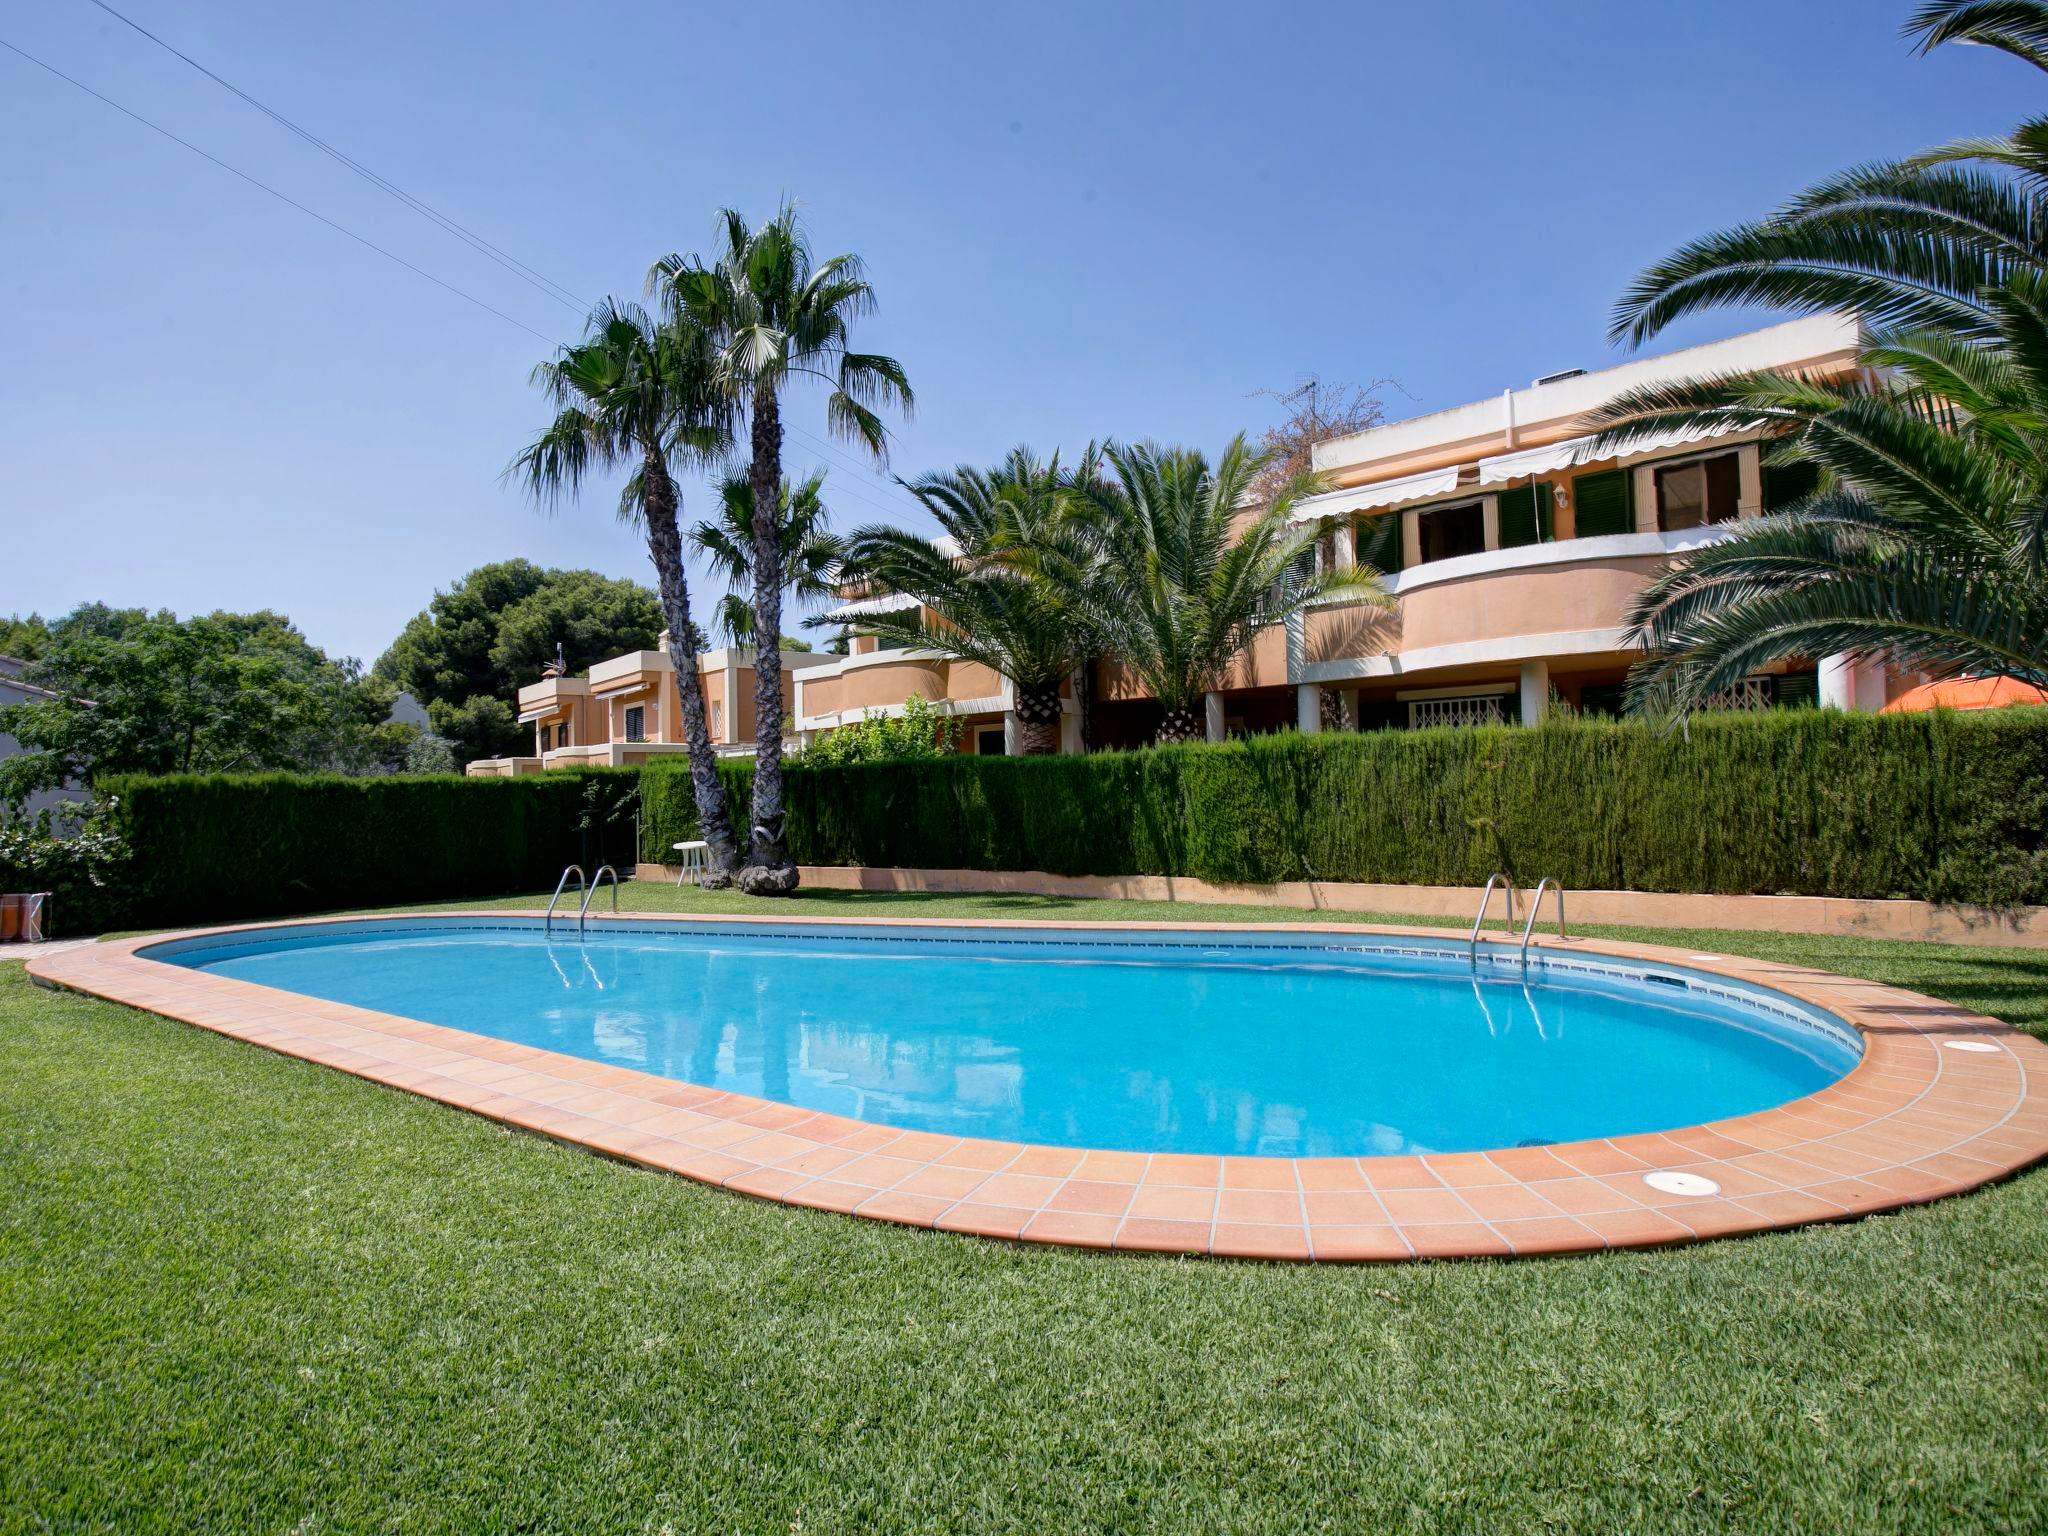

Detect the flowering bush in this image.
[794,695,960,767]
[0,797,132,936]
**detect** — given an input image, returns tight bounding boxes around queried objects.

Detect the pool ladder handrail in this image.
[1518,877,1565,973]
[544,865,585,937]
[578,864,619,935]
[1468,873,1517,964]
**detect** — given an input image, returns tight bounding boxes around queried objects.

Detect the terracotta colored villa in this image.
[468,312,1924,773]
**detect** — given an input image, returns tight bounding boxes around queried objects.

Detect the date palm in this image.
[1075,437,1388,744]
[507,300,741,881]
[839,448,1104,755]
[1588,275,2048,710]
[650,205,912,895]
[1610,3,2048,350]
[690,471,843,648]
[1596,1,2048,711]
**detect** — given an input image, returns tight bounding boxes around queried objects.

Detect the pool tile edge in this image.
[25,914,2048,1264]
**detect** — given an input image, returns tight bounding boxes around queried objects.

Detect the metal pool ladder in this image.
[1468,873,1517,964]
[545,865,585,937]
[579,864,619,935]
[1518,877,1566,973]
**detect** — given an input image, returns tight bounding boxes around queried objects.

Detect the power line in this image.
[784,421,924,515]
[17,21,930,526]
[72,0,926,520]
[79,0,590,314]
[1,35,562,345]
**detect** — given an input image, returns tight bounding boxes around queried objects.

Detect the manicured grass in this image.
[6,895,2046,1532]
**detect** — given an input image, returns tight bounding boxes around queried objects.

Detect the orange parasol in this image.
[1879,676,2048,713]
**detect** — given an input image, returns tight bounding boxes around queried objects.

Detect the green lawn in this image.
[6,889,2047,1532]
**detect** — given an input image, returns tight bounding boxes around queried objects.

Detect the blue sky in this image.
[2,1,2038,665]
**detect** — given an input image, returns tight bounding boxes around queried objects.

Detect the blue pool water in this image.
[149,919,1860,1158]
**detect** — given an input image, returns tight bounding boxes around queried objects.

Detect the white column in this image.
[1059,704,1081,755]
[1821,654,1885,711]
[1000,675,1021,753]
[1204,691,1225,743]
[1518,660,1550,726]
[1332,523,1356,571]
[1297,683,1322,734]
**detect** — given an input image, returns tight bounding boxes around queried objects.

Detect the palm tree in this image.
[1075,437,1388,743]
[838,448,1104,755]
[506,300,742,881]
[650,205,912,895]
[1590,0,2048,711]
[1589,282,2048,710]
[689,470,843,648]
[1610,4,2048,352]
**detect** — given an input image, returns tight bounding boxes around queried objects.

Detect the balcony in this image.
[1299,526,1738,684]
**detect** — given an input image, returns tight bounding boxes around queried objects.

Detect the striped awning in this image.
[1476,421,1745,485]
[1288,464,1466,524]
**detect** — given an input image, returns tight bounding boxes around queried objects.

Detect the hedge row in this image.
[102,768,642,928]
[644,710,2048,906]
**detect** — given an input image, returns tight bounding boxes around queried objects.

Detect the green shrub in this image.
[647,709,2048,905]
[792,696,959,766]
[0,801,130,936]
[102,768,641,928]
[102,709,2048,930]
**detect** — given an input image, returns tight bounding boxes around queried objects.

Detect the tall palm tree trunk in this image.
[1013,685,1063,755]
[740,385,800,894]
[641,448,741,883]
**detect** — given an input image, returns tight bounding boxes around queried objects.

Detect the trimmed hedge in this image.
[645,709,2048,905]
[103,768,642,928]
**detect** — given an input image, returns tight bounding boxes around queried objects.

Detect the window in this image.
[1572,468,1633,538]
[1496,484,1554,550]
[1415,500,1485,564]
[1762,459,1821,511]
[710,700,724,738]
[1356,511,1403,573]
[1656,452,1741,531]
[623,705,645,742]
[976,726,1006,756]
[556,723,569,749]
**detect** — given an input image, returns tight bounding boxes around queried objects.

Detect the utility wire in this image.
[73,0,927,519]
[24,16,927,522]
[79,0,589,314]
[2,35,561,344]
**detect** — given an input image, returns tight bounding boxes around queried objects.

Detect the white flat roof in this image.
[1311,313,1862,475]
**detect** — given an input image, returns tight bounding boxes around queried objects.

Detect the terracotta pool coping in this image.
[26,913,2048,1262]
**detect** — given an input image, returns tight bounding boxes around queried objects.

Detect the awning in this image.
[1880,676,2048,714]
[589,679,654,700]
[821,591,921,621]
[1288,465,1465,524]
[1476,421,1745,485]
[517,705,567,724]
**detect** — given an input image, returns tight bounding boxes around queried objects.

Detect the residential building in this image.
[0,656,87,819]
[481,312,1915,768]
[464,641,816,776]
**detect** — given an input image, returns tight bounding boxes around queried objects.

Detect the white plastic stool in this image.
[672,840,710,886]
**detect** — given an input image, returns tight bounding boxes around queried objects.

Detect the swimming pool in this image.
[147,917,1860,1159]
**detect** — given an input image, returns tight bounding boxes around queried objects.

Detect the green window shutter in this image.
[1762,460,1821,511]
[1573,469,1632,538]
[1774,670,1820,709]
[1495,484,1554,550]
[1358,511,1404,573]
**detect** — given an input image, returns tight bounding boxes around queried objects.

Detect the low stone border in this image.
[665,866,2048,951]
[27,915,2047,1262]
